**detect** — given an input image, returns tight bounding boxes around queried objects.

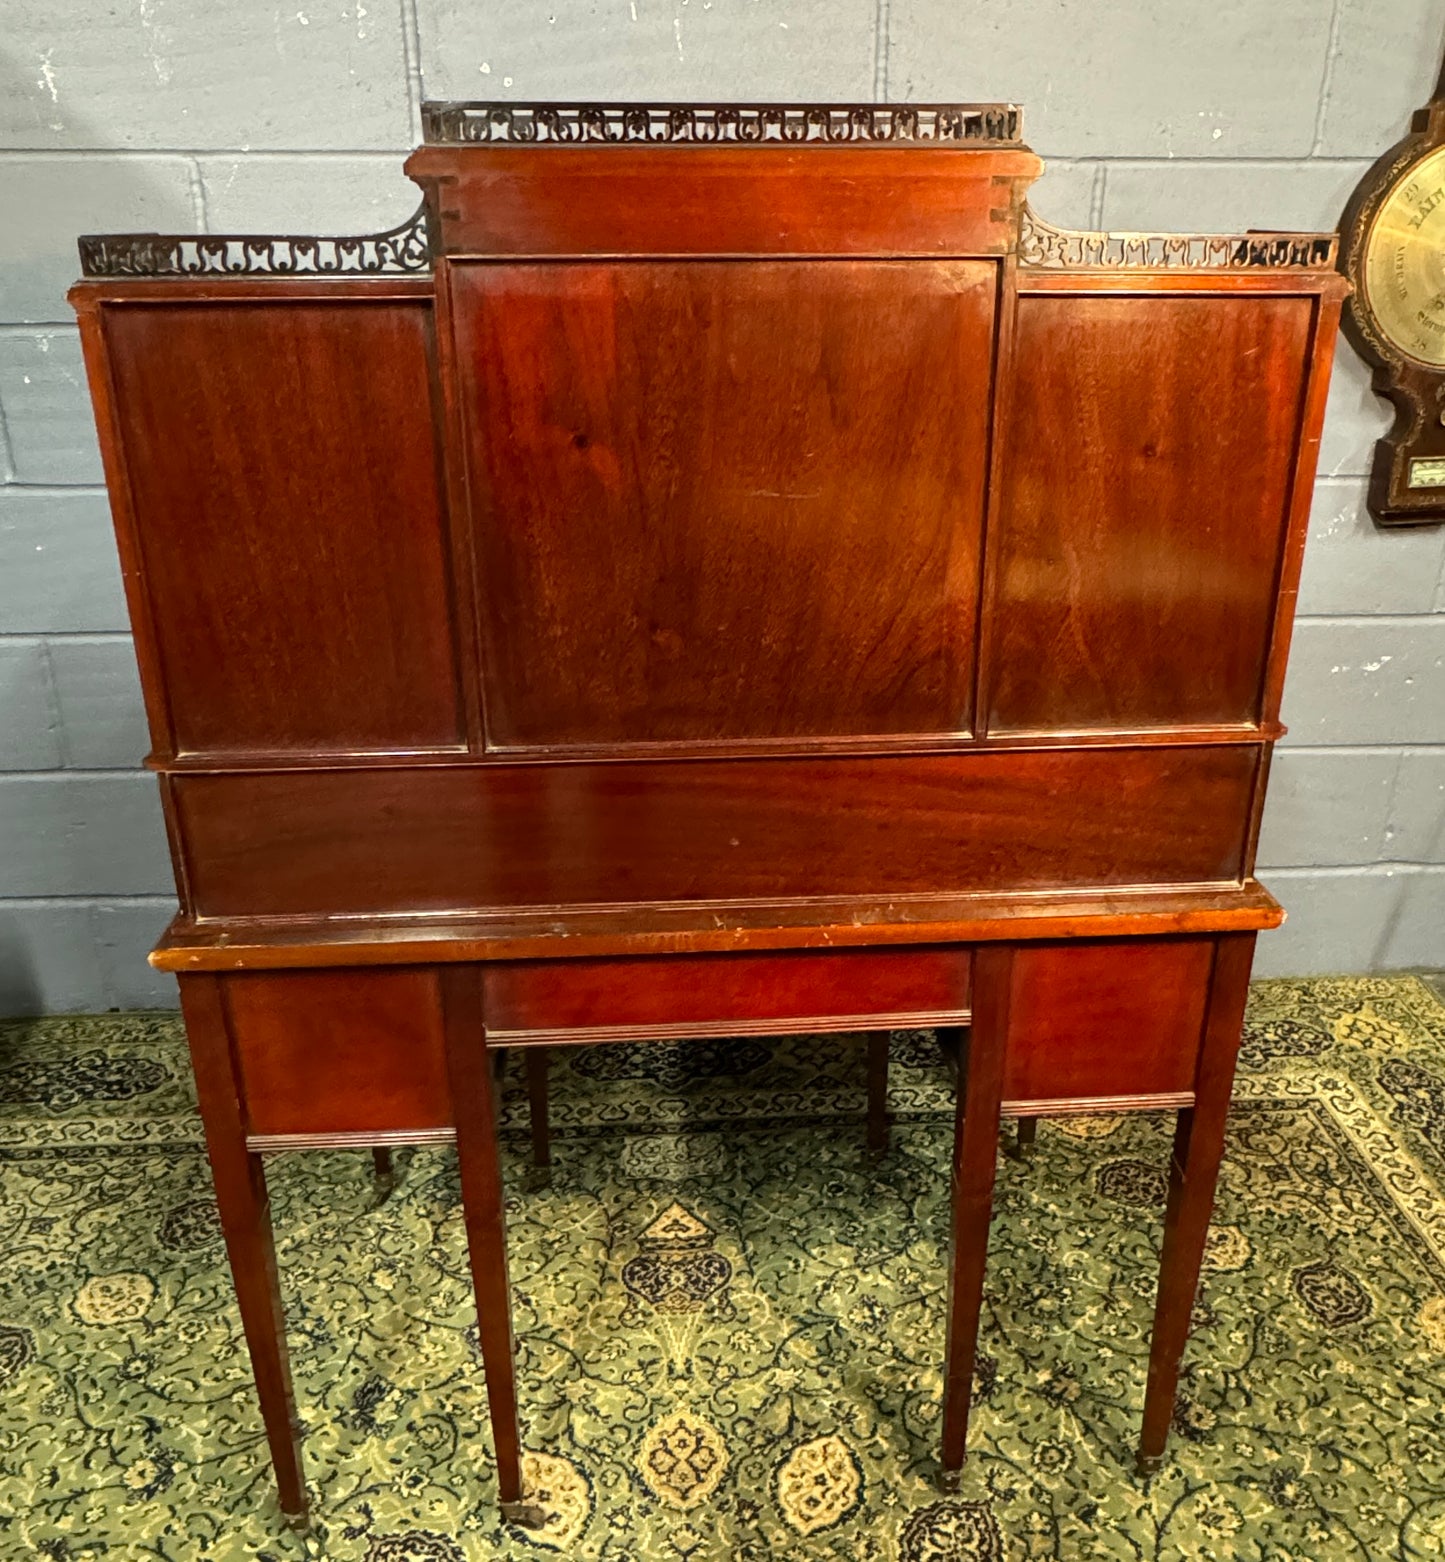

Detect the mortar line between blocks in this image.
[872,0,892,104]
[1310,0,1347,156]
[399,0,425,145]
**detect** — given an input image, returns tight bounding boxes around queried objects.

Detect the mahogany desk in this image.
[71,101,1345,1529]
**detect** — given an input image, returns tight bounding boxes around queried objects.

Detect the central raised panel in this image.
[451,258,998,749]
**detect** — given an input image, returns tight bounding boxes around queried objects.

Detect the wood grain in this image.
[989,293,1312,733]
[224,968,452,1138]
[1000,939,1214,1104]
[99,299,463,758]
[450,259,996,747]
[170,746,1259,920]
[482,946,970,1040]
[407,145,1039,257]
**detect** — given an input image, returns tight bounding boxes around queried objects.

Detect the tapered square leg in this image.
[1138,932,1257,1472]
[940,946,1012,1480]
[1005,1115,1037,1162]
[525,1047,551,1178]
[439,968,544,1526]
[178,975,308,1529]
[867,1032,890,1158]
[372,1148,397,1202]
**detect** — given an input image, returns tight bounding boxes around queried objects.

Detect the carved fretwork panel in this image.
[79,208,432,279]
[421,101,1023,146]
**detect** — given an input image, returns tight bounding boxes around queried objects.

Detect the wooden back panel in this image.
[449,257,996,748]
[168,746,1259,920]
[405,142,1038,257]
[70,110,1347,942]
[77,290,463,761]
[988,289,1317,735]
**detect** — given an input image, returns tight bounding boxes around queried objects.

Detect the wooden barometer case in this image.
[1340,63,1445,524]
[70,102,1346,1529]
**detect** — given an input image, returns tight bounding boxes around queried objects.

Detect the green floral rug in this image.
[3,976,1445,1561]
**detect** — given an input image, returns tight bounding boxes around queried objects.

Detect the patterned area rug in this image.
[2,977,1445,1561]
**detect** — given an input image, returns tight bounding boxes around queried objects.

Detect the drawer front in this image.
[483,946,971,1043]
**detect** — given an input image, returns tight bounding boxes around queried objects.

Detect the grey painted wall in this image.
[0,0,1442,1013]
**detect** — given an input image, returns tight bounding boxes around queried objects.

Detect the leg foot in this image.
[936,1024,965,1077]
[282,1506,311,1534]
[501,1500,549,1529]
[1138,933,1256,1467]
[180,976,308,1522]
[866,1032,890,1160]
[372,1147,397,1204]
[936,1465,963,1494]
[1005,1115,1037,1162]
[526,1047,551,1175]
[1136,1453,1163,1479]
[442,969,526,1513]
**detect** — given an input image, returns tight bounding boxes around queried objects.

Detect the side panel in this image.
[451,259,996,747]
[1001,938,1214,1106]
[99,298,464,758]
[171,747,1259,920]
[224,968,451,1137]
[988,293,1313,734]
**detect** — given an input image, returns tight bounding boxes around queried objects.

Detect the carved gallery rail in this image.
[71,101,1345,1530]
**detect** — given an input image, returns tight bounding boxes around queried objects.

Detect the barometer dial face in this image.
[1363,143,1445,368]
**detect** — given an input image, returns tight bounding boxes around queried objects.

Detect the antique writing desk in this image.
[71,102,1345,1529]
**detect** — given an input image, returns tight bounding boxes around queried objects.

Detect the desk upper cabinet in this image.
[72,103,1344,940]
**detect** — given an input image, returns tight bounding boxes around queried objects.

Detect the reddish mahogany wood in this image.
[438,966,532,1519]
[939,932,1260,1476]
[1000,939,1214,1104]
[92,299,463,759]
[224,969,451,1137]
[407,145,1039,257]
[177,974,307,1526]
[150,884,1286,970]
[867,1033,891,1157]
[989,293,1312,734]
[482,946,970,1040]
[940,943,1011,1479]
[1259,294,1347,728]
[70,115,1350,1516]
[450,259,996,747]
[525,1048,551,1172]
[169,746,1259,921]
[1139,932,1257,1470]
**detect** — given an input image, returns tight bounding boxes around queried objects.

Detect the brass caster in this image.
[281,1507,311,1534]
[936,1465,964,1494]
[1136,1453,1164,1478]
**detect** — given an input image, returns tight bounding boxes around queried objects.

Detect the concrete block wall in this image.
[1,1,1442,1011]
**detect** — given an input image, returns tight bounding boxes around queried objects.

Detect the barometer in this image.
[1340,70,1445,523]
